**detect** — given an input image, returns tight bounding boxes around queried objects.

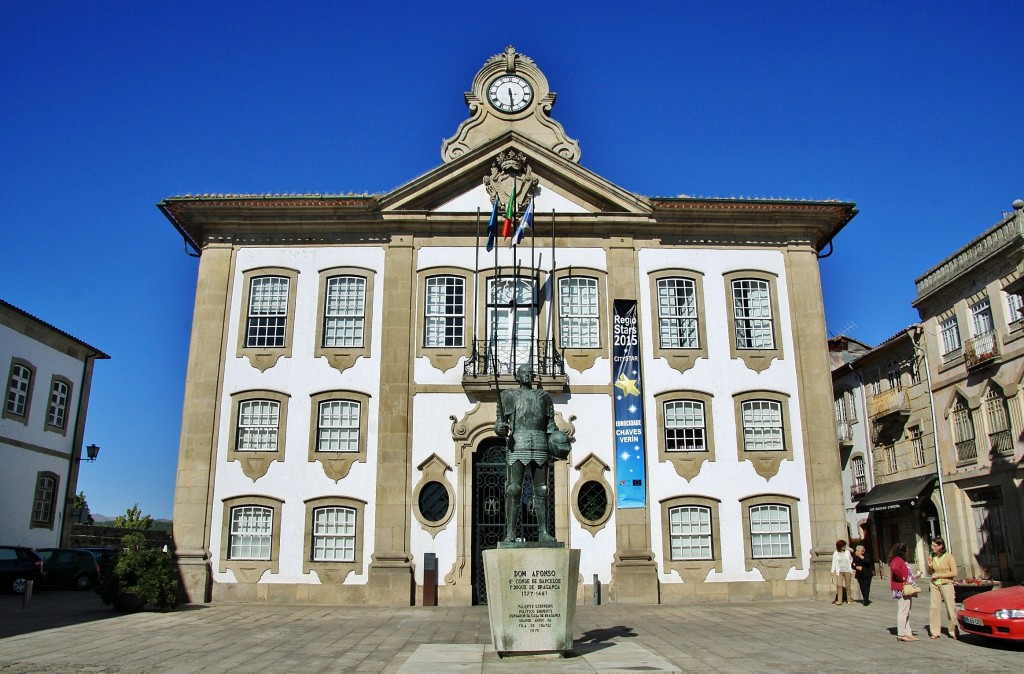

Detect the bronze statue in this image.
[495,364,564,543]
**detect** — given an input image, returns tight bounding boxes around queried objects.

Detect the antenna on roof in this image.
[829,322,858,339]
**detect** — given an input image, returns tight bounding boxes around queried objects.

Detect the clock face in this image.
[487,74,533,113]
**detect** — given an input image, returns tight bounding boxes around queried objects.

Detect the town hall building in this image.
[161,47,856,606]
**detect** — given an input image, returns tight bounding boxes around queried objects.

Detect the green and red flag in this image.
[501,184,516,238]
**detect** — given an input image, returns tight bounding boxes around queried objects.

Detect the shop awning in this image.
[856,475,935,513]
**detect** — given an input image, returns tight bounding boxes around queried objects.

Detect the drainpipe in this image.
[911,325,952,554]
[59,353,95,547]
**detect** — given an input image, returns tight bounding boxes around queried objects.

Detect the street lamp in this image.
[79,443,100,462]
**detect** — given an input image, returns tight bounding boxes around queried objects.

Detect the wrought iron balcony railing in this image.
[836,421,854,444]
[463,339,566,380]
[990,430,1014,456]
[964,331,999,368]
[869,388,911,420]
[956,438,978,464]
[850,483,868,500]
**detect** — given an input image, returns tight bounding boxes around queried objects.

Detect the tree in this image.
[114,504,154,530]
[97,532,178,611]
[72,491,94,524]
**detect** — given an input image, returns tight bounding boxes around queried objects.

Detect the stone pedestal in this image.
[483,546,580,656]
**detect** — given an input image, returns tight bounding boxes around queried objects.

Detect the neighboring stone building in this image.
[912,199,1024,582]
[160,47,857,606]
[0,299,108,548]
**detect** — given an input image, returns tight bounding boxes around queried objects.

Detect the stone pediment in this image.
[378,132,651,216]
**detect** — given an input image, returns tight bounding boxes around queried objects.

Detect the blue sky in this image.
[3,1,1021,519]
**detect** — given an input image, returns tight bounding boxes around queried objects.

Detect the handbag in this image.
[902,582,921,598]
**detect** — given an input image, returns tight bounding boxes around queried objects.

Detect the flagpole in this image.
[550,209,557,350]
[474,207,481,349]
[529,195,536,370]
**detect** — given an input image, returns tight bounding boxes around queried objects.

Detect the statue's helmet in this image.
[548,430,571,460]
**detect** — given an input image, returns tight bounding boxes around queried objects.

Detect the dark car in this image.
[35,548,100,590]
[81,547,118,575]
[0,545,45,594]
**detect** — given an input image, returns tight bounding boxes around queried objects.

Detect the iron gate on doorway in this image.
[471,438,556,604]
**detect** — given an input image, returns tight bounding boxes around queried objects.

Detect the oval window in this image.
[577,480,608,522]
[418,481,450,523]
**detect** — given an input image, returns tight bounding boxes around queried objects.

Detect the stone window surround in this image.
[654,390,715,481]
[227,389,290,481]
[412,454,456,538]
[723,270,783,373]
[648,269,708,375]
[659,494,722,581]
[236,266,299,372]
[302,495,366,584]
[30,470,59,529]
[3,357,36,424]
[314,266,375,374]
[740,493,803,581]
[43,374,74,435]
[733,390,793,479]
[552,266,609,373]
[475,267,549,356]
[308,390,370,482]
[219,495,283,582]
[569,452,613,536]
[415,266,472,373]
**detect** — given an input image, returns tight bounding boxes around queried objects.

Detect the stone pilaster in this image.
[172,243,234,603]
[366,234,415,605]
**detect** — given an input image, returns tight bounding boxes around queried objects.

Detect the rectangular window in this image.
[424,276,465,347]
[668,506,713,560]
[851,456,866,491]
[236,400,280,451]
[971,299,994,336]
[741,400,784,450]
[6,363,32,417]
[884,445,897,474]
[732,279,774,349]
[559,277,600,348]
[246,276,289,348]
[312,506,356,562]
[911,428,926,467]
[657,278,698,348]
[749,504,792,558]
[940,316,961,360]
[31,473,57,527]
[1006,292,1023,324]
[317,400,360,452]
[664,400,706,451]
[229,506,272,560]
[323,276,366,347]
[47,380,70,429]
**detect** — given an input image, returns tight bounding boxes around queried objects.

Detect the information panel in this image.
[612,299,647,509]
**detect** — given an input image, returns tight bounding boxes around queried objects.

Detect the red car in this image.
[957,581,1024,640]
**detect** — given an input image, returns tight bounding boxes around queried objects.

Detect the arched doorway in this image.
[471,436,555,604]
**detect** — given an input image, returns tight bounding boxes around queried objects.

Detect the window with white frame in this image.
[664,400,706,451]
[323,275,366,347]
[732,279,775,349]
[46,379,70,429]
[245,276,290,348]
[1006,292,1023,324]
[424,275,465,347]
[884,445,897,474]
[749,504,792,558]
[741,400,784,450]
[311,506,356,562]
[940,316,961,360]
[668,505,713,560]
[851,456,866,492]
[971,298,994,336]
[835,395,849,425]
[316,400,360,452]
[886,361,902,391]
[952,397,975,445]
[984,388,1012,454]
[657,277,699,348]
[559,276,600,348]
[236,400,280,451]
[228,505,273,560]
[6,363,32,417]
[31,472,58,528]
[910,427,925,467]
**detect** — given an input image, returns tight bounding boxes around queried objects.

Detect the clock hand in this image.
[508,87,514,106]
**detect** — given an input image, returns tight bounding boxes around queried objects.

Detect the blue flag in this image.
[485,197,500,252]
[509,198,534,247]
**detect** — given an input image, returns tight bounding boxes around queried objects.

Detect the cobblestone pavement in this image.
[1,586,1021,673]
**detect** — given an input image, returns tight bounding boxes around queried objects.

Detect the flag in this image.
[485,196,500,252]
[501,184,516,238]
[510,198,534,247]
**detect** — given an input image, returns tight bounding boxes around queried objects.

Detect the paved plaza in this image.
[1,583,1021,673]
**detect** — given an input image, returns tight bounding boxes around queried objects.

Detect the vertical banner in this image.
[612,299,646,508]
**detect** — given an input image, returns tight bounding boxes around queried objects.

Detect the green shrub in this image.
[97,532,179,610]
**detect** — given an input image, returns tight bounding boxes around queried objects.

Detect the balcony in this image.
[850,483,868,500]
[964,331,999,369]
[956,438,978,465]
[462,339,567,397]
[990,430,1014,456]
[868,389,911,421]
[836,421,854,445]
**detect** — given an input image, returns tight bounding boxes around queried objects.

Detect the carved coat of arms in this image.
[483,149,539,213]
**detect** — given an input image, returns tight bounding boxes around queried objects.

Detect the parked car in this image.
[957,581,1024,641]
[0,545,45,594]
[35,548,100,590]
[81,547,118,576]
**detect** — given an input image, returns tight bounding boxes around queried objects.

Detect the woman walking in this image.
[889,542,918,641]
[927,537,959,639]
[852,544,874,605]
[831,539,854,604]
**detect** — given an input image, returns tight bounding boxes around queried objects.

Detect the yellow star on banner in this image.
[614,373,640,396]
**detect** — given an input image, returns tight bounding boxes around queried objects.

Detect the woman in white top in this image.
[831,539,854,605]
